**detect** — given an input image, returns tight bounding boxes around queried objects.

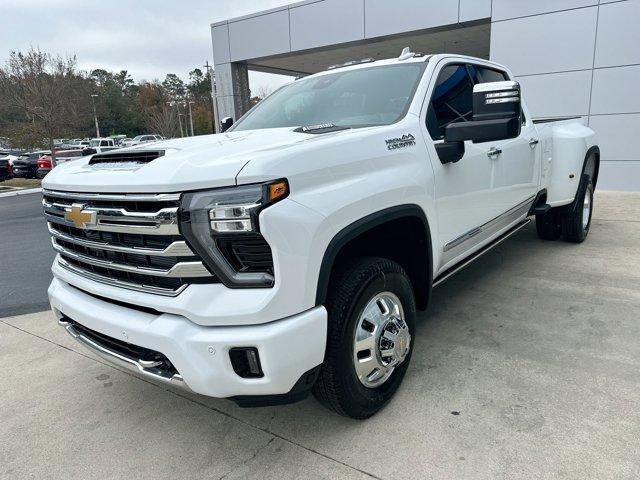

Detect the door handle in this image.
[529,138,539,148]
[487,147,502,158]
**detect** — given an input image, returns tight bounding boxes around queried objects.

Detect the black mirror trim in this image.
[435,141,465,164]
[220,117,234,133]
[445,117,521,144]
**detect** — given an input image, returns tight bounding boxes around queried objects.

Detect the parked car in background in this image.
[12,151,50,178]
[36,156,52,179]
[54,149,85,164]
[89,138,116,148]
[35,149,86,179]
[0,157,12,181]
[79,138,120,156]
[67,139,90,149]
[129,134,163,146]
[109,135,128,146]
[0,151,23,166]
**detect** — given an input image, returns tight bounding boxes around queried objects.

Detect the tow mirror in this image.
[435,141,465,164]
[220,116,234,133]
[445,81,522,144]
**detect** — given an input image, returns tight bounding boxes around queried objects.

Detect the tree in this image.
[186,68,215,135]
[0,48,92,163]
[138,81,179,138]
[162,73,186,101]
[249,85,273,108]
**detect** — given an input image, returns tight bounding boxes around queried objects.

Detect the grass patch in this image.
[0,178,42,189]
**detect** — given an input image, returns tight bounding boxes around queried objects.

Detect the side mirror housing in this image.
[473,80,521,123]
[435,141,465,165]
[445,81,522,144]
[220,116,234,133]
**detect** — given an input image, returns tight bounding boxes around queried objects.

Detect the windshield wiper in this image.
[293,123,352,134]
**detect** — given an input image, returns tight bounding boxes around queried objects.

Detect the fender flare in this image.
[314,204,433,308]
[584,145,600,187]
[566,145,600,214]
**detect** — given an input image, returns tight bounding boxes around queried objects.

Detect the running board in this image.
[433,219,531,287]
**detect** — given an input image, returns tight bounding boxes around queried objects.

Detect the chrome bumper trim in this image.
[58,319,189,390]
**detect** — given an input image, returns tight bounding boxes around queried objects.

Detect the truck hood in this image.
[43,127,347,193]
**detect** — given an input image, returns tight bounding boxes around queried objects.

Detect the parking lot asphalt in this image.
[0,192,54,317]
[1,191,639,480]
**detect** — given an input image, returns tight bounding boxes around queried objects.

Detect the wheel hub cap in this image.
[353,292,411,388]
[583,189,591,230]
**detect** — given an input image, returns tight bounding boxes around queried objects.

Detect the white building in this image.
[211,0,640,191]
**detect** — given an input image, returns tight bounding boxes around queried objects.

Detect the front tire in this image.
[313,257,416,419]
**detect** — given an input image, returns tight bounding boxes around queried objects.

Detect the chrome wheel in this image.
[353,292,411,388]
[582,187,591,230]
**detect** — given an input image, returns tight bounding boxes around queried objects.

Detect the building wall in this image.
[212,0,640,190]
[490,0,640,190]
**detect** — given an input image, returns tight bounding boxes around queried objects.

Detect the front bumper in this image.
[11,168,34,178]
[36,168,51,179]
[48,277,327,400]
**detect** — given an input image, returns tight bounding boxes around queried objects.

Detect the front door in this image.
[421,62,501,270]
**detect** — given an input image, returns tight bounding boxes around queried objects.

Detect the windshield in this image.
[89,139,101,147]
[132,135,143,141]
[232,63,426,131]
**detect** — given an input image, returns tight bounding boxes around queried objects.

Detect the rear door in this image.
[467,65,539,213]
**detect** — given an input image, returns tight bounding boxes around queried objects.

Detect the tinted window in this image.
[426,64,474,140]
[467,65,508,84]
[233,64,426,131]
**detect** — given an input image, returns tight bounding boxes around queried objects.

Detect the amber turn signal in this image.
[268,180,289,202]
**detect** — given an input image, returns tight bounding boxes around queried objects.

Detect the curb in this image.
[0,187,43,198]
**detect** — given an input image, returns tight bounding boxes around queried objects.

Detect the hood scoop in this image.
[89,150,165,165]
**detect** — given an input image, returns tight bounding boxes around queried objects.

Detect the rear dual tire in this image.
[561,180,593,243]
[535,178,594,243]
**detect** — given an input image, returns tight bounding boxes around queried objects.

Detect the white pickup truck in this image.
[43,51,599,419]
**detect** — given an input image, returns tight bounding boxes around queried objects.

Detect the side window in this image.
[467,65,508,84]
[426,64,474,140]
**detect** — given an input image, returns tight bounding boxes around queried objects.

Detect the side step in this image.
[433,219,531,287]
[532,203,551,215]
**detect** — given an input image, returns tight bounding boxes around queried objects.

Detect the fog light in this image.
[229,347,264,378]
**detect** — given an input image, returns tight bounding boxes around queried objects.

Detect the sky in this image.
[0,0,294,91]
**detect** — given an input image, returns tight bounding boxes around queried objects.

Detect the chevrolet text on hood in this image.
[44,49,600,419]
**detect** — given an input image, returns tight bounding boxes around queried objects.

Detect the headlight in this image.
[179,179,288,288]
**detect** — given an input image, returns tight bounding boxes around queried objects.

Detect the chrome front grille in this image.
[43,189,218,296]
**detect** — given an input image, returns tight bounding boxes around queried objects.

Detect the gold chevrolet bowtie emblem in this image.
[64,204,97,229]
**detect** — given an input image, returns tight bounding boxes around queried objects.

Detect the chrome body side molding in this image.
[434,219,531,287]
[442,195,535,261]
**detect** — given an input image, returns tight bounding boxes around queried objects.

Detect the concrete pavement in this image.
[0,192,54,317]
[1,191,639,479]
